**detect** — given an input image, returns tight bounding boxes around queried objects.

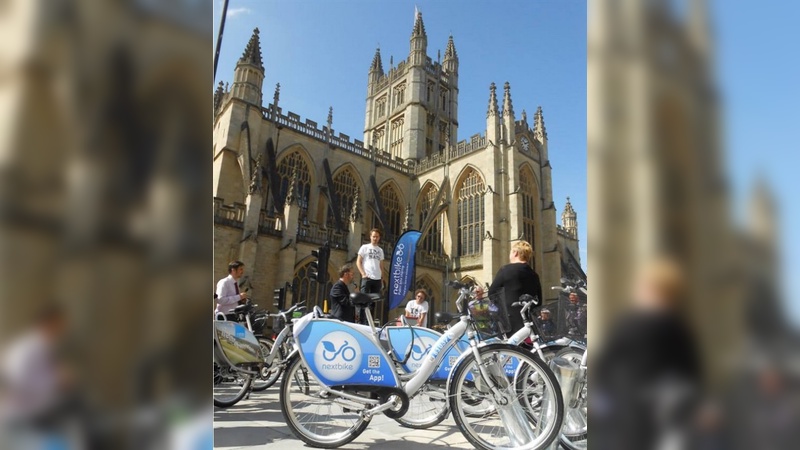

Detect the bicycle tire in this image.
[449,343,564,450]
[555,347,587,450]
[251,338,283,391]
[213,363,253,408]
[279,356,371,448]
[393,381,449,429]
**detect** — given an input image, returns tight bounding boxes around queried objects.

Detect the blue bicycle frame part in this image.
[293,317,400,388]
[384,326,469,380]
[214,321,263,371]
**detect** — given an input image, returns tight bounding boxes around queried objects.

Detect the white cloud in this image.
[228,7,251,18]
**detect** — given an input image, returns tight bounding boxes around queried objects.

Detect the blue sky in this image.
[714,0,800,325]
[213,0,588,269]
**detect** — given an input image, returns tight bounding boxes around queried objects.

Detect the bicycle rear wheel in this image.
[279,357,370,448]
[448,344,564,450]
[251,338,283,391]
[213,363,252,408]
[394,381,449,429]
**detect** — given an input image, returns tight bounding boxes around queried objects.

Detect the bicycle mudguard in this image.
[293,318,400,388]
[214,321,263,367]
[384,326,469,380]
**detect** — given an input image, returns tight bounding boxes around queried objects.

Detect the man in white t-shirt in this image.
[356,228,384,324]
[404,289,430,328]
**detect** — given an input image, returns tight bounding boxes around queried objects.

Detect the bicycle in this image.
[279,286,565,449]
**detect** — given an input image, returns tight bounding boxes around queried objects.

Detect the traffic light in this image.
[318,244,330,285]
[309,249,321,281]
[273,286,286,310]
[309,244,331,284]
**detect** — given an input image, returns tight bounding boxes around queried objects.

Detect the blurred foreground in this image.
[588,0,799,449]
[0,1,211,449]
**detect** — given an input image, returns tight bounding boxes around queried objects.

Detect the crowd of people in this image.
[213,235,585,340]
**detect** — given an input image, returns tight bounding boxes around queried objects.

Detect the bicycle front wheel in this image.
[449,344,564,450]
[555,347,587,450]
[279,357,370,448]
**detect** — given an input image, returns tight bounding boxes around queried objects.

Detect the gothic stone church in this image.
[213,13,582,322]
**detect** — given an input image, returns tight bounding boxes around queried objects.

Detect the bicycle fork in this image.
[468,342,537,446]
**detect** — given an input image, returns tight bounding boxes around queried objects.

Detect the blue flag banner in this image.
[388,230,422,310]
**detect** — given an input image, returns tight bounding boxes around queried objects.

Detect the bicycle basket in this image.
[468,289,510,340]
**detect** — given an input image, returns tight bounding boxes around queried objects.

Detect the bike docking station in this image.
[546,356,581,450]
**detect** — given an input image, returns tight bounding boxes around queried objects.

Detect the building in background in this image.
[213,12,583,322]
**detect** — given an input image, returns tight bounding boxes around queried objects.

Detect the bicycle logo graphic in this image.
[322,340,357,362]
[410,344,432,361]
[313,331,361,382]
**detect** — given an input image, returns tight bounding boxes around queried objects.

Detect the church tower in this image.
[561,196,578,239]
[363,10,459,161]
[231,28,265,106]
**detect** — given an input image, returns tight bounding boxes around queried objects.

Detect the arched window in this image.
[274,151,311,221]
[419,184,443,255]
[390,117,404,158]
[292,261,332,310]
[457,169,485,257]
[327,169,359,231]
[520,166,537,257]
[379,184,402,243]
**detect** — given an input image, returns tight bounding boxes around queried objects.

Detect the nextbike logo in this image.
[404,336,436,372]
[313,331,361,381]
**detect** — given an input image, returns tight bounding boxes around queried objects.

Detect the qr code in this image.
[368,355,380,368]
[449,356,458,367]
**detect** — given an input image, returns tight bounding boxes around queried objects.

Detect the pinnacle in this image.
[239,27,264,69]
[444,34,458,59]
[370,47,384,73]
[487,82,499,117]
[502,82,514,117]
[412,10,427,37]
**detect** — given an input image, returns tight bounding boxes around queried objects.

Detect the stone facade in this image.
[213,14,578,323]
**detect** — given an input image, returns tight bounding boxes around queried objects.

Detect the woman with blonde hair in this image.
[488,240,542,334]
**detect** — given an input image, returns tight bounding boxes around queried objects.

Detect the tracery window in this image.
[520,166,537,267]
[327,169,359,231]
[275,151,311,221]
[457,169,485,257]
[419,184,443,255]
[293,262,331,311]
[375,95,387,119]
[393,83,406,108]
[390,117,404,158]
[373,127,386,153]
[379,185,402,243]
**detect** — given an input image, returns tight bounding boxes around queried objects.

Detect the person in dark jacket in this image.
[489,240,542,334]
[329,264,356,322]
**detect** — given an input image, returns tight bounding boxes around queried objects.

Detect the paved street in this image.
[214,388,474,449]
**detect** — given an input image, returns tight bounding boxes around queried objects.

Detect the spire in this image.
[370,47,384,74]
[502,82,514,117]
[273,83,280,107]
[534,106,548,140]
[238,28,264,69]
[444,34,458,60]
[327,106,333,130]
[521,109,528,127]
[487,82,499,118]
[214,81,224,115]
[412,9,426,37]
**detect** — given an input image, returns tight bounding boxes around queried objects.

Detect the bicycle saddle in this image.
[350,292,381,306]
[434,311,458,324]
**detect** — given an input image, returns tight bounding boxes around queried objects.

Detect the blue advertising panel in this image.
[295,319,399,387]
[388,230,422,310]
[386,326,469,380]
